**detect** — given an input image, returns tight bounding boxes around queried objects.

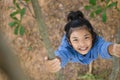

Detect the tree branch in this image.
[109,28,120,80]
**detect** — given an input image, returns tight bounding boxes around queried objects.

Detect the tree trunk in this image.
[31,0,64,80]
[31,0,55,59]
[109,29,120,80]
[0,32,30,80]
[0,0,30,80]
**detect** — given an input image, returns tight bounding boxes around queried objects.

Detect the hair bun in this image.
[67,10,84,22]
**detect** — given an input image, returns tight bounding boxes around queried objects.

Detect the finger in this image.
[47,63,61,73]
[46,60,61,73]
[51,61,61,70]
[51,59,61,68]
[54,65,61,71]
[48,58,60,65]
[50,65,61,73]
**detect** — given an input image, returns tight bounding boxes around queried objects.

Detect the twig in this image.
[18,0,36,18]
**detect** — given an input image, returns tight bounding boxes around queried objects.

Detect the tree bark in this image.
[31,0,64,80]
[31,0,55,59]
[109,29,120,80]
[0,32,30,80]
[0,0,31,80]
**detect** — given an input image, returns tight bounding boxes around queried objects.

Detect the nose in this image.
[78,40,86,47]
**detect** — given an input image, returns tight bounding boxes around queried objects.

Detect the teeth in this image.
[81,48,86,50]
[79,47,87,50]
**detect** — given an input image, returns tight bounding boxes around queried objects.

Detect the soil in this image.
[0,0,120,80]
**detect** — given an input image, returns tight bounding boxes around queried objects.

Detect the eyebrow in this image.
[84,34,91,36]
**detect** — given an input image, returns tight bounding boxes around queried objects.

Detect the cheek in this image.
[87,39,93,46]
[72,44,77,48]
[70,42,78,48]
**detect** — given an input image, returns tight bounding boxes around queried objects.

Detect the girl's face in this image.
[69,27,93,55]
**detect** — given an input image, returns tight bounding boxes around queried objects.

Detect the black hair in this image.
[64,10,97,46]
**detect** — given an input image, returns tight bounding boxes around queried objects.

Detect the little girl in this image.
[45,10,120,73]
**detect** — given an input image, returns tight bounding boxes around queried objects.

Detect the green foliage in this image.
[85,5,92,10]
[89,0,96,5]
[95,6,102,15]
[25,0,30,3]
[20,25,25,35]
[84,0,120,22]
[27,46,32,51]
[102,12,107,22]
[78,73,104,80]
[14,25,19,35]
[20,8,26,19]
[90,12,95,17]
[78,73,96,80]
[8,21,18,27]
[8,0,27,35]
[107,2,117,8]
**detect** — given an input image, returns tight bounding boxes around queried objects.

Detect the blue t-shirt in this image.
[55,35,113,68]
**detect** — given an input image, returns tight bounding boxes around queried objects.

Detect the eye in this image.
[72,39,78,42]
[85,36,90,39]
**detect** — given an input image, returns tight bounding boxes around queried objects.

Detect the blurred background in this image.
[0,0,120,80]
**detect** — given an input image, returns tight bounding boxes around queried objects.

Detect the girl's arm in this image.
[44,35,70,73]
[108,44,120,57]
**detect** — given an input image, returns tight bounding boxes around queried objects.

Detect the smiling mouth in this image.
[78,47,88,51]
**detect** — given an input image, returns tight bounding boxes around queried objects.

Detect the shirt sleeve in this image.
[97,36,113,59]
[54,35,70,68]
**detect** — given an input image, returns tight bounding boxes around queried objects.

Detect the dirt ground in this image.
[0,0,120,80]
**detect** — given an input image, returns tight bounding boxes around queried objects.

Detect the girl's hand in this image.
[113,44,120,57]
[44,57,61,73]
